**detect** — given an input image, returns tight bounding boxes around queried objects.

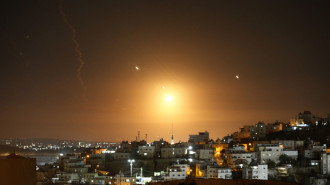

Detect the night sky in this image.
[0,0,329,142]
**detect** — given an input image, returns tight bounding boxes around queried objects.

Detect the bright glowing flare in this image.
[135,66,140,71]
[165,95,173,102]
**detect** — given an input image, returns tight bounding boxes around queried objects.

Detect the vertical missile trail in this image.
[59,0,87,102]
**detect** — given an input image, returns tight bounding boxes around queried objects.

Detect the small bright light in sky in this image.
[165,95,173,102]
[236,75,239,79]
[162,85,165,89]
[135,66,140,71]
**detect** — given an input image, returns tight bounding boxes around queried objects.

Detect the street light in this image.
[128,159,135,177]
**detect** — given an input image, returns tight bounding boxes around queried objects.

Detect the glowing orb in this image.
[162,85,165,89]
[235,75,239,79]
[135,66,140,71]
[165,95,173,102]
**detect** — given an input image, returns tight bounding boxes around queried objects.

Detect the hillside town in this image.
[1,111,330,185]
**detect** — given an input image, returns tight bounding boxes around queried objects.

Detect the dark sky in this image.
[0,0,329,142]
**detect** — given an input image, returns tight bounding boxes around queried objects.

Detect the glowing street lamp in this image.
[128,159,135,176]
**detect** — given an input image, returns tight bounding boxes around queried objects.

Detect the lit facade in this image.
[206,166,232,179]
[164,164,190,180]
[256,144,283,164]
[197,148,214,160]
[226,152,256,168]
[242,165,268,180]
[138,146,155,158]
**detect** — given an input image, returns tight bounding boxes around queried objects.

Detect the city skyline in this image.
[0,1,329,142]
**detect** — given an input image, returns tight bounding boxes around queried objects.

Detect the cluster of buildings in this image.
[232,111,329,142]
[32,131,238,185]
[1,111,330,185]
[0,138,117,152]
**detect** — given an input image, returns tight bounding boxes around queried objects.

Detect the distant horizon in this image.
[1,109,328,143]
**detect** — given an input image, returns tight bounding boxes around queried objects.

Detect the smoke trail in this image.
[59,0,87,102]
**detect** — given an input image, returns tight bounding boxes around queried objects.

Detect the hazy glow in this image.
[165,95,173,102]
[1,1,328,143]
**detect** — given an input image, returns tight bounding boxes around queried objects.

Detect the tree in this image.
[279,154,296,165]
[267,160,276,168]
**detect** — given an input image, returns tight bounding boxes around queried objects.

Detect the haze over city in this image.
[0,0,329,142]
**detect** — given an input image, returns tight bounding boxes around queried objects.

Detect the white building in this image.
[138,146,155,158]
[207,166,218,178]
[164,164,190,180]
[135,176,152,185]
[282,150,298,160]
[197,149,214,160]
[206,166,232,179]
[225,152,256,168]
[256,144,283,164]
[218,167,232,179]
[321,153,330,175]
[243,165,268,180]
